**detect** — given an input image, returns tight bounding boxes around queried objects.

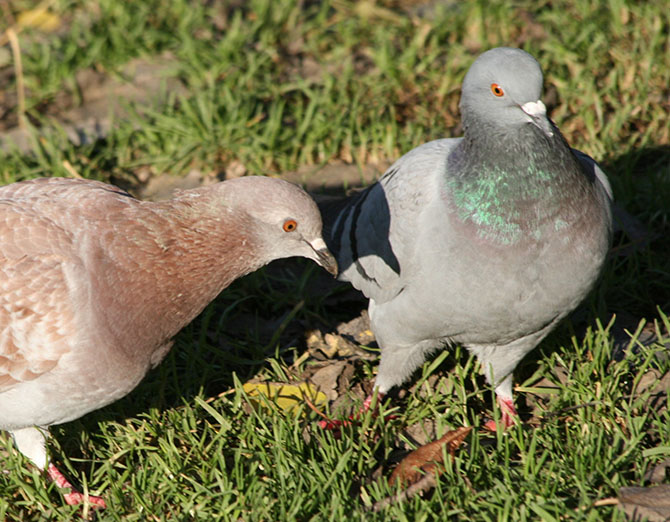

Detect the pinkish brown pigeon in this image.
[321,47,613,430]
[0,175,337,507]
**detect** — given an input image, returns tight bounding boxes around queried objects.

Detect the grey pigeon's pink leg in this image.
[47,463,106,509]
[361,393,377,411]
[484,396,518,431]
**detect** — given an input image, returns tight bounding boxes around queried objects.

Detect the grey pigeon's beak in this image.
[308,237,338,276]
[521,100,554,138]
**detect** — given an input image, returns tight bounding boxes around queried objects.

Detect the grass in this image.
[1,0,669,519]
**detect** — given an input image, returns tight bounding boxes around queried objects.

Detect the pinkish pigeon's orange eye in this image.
[283,219,298,232]
[491,83,504,97]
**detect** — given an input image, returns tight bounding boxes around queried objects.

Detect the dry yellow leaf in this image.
[243,381,327,416]
[17,8,61,32]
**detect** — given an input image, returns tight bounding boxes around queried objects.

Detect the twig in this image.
[593,497,619,507]
[575,497,619,512]
[370,473,437,512]
[302,394,331,421]
[6,28,26,129]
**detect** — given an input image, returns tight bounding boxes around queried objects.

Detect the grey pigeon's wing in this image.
[329,182,402,302]
[572,149,613,201]
[0,202,79,393]
[332,139,459,304]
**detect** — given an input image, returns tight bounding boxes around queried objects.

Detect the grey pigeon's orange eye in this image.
[491,83,504,97]
[283,219,298,232]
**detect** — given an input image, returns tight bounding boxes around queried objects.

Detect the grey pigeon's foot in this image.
[47,463,107,509]
[483,396,518,432]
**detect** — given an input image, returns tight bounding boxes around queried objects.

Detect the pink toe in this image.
[47,463,106,509]
[63,491,107,508]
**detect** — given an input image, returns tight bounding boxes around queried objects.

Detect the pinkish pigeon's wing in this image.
[0,201,79,393]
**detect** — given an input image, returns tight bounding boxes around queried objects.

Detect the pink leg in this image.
[318,392,386,430]
[361,393,377,412]
[484,396,518,431]
[47,463,106,509]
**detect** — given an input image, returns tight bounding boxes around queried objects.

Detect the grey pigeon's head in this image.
[460,47,553,138]
[219,176,338,275]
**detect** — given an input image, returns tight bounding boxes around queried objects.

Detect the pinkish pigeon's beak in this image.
[309,237,338,276]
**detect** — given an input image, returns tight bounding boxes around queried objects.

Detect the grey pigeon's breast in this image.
[370,173,611,348]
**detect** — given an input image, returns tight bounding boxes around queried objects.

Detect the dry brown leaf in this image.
[400,419,439,450]
[635,370,670,415]
[304,313,377,362]
[336,310,376,347]
[305,329,329,357]
[309,361,348,401]
[324,333,360,357]
[619,485,670,521]
[610,313,670,361]
[389,426,472,487]
[644,458,670,484]
[305,330,363,359]
[302,359,368,422]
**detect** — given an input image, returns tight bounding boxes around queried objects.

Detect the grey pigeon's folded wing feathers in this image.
[329,139,459,304]
[322,169,419,304]
[336,183,406,303]
[321,185,396,300]
[572,148,614,201]
[0,176,131,200]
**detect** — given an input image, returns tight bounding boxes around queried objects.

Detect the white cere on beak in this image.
[309,237,328,251]
[520,100,554,138]
[521,100,547,117]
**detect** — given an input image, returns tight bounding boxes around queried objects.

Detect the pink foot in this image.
[317,392,387,431]
[47,463,106,509]
[484,396,518,431]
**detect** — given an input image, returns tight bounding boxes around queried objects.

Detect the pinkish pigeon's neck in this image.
[89,197,265,354]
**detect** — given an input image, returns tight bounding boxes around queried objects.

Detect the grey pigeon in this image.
[321,47,612,429]
[0,176,337,507]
